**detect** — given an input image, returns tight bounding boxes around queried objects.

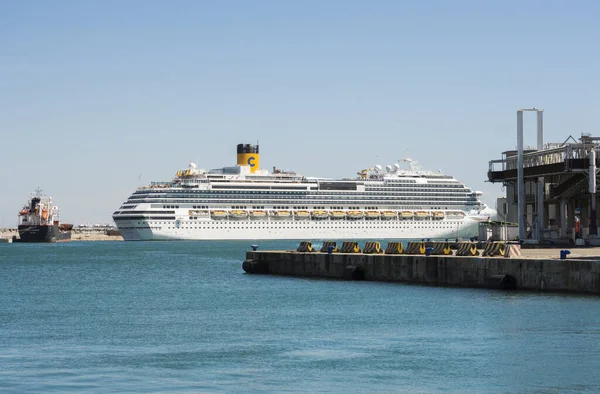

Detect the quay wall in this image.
[244,251,600,294]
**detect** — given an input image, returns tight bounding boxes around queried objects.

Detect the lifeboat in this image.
[432,211,445,220]
[58,223,73,231]
[329,211,345,220]
[311,210,328,220]
[415,211,429,220]
[189,209,209,217]
[399,211,414,220]
[365,210,380,220]
[41,209,49,220]
[380,211,396,220]
[447,211,466,218]
[210,210,228,220]
[229,210,249,220]
[249,210,267,220]
[19,209,28,216]
[294,210,310,220]
[346,210,364,220]
[270,210,291,219]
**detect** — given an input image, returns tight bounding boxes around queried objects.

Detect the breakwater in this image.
[243,242,600,294]
[0,228,123,242]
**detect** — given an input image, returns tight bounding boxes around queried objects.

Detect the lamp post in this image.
[590,149,597,236]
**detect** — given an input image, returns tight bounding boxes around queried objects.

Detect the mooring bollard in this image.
[560,249,570,260]
[251,244,259,251]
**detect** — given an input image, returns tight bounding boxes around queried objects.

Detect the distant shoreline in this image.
[0,228,123,242]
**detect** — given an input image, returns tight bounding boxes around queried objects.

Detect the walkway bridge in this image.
[488,138,600,202]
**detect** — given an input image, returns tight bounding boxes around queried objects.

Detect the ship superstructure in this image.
[113,143,496,241]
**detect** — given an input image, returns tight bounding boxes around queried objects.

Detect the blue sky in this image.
[1,0,598,227]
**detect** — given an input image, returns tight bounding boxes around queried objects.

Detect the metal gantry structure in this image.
[517,109,544,241]
[489,111,599,243]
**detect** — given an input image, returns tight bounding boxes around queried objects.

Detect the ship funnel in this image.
[237,143,260,173]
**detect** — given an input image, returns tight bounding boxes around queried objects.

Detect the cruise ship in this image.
[113,143,496,241]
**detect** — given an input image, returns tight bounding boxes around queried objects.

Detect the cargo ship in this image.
[112,143,496,241]
[17,189,72,242]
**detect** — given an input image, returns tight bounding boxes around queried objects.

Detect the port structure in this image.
[489,111,599,245]
[517,108,544,241]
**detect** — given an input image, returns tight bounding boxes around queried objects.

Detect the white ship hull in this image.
[117,216,483,241]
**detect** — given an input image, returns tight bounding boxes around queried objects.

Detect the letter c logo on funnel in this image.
[247,157,255,167]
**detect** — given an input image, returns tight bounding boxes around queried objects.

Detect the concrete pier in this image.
[243,250,600,294]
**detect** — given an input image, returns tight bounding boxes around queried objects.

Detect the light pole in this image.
[590,149,597,236]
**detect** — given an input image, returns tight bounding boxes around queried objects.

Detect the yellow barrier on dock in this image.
[455,242,480,256]
[384,241,404,254]
[320,241,339,253]
[363,241,382,254]
[404,241,426,255]
[297,241,314,253]
[482,242,506,257]
[340,241,361,253]
[431,241,453,255]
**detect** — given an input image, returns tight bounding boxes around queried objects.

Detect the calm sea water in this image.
[1,241,600,393]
